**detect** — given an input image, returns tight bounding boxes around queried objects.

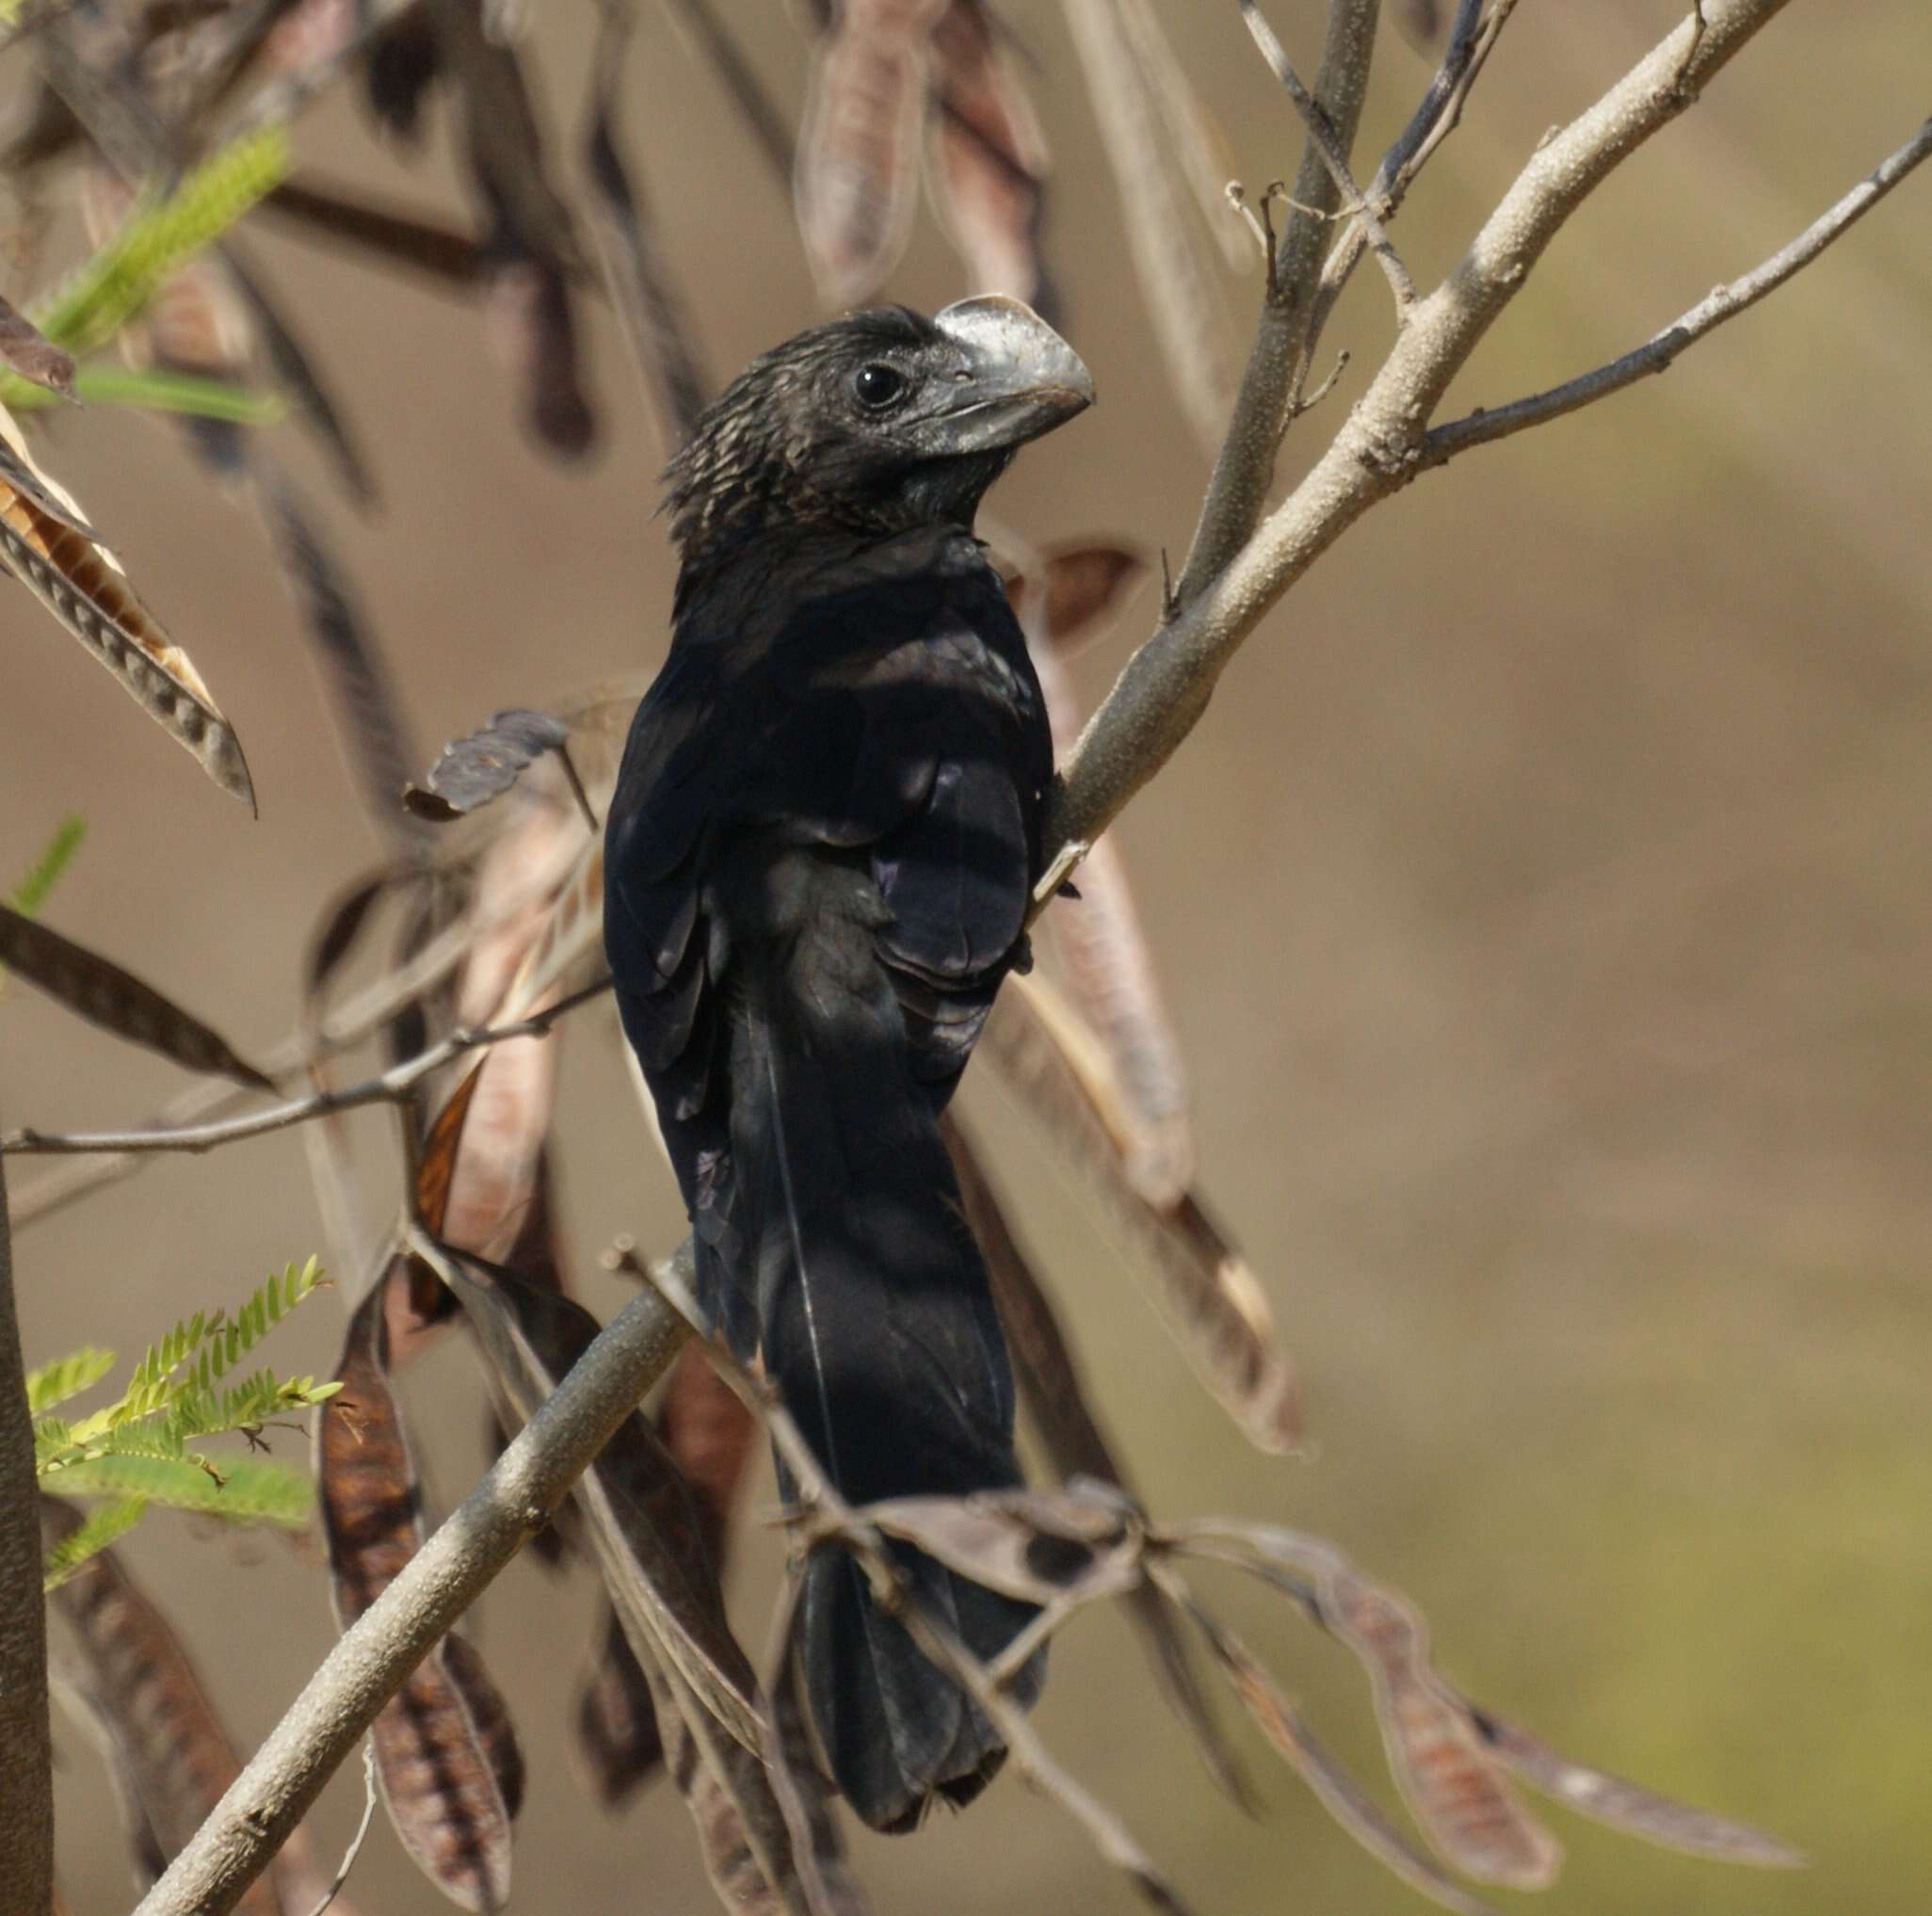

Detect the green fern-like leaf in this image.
[42,1497,148,1591]
[24,1346,115,1415]
[46,1451,314,1527]
[21,126,292,366]
[38,1258,332,1476]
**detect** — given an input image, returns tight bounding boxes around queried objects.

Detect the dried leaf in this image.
[262,179,487,291]
[43,1501,289,1916]
[415,1062,486,1244]
[1060,0,1235,452]
[0,288,75,396]
[583,8,711,453]
[1043,832,1193,1205]
[0,902,272,1089]
[361,0,443,141]
[945,1111,1249,1806]
[926,2,1054,309]
[795,0,949,303]
[317,1281,518,1911]
[655,1336,757,1577]
[443,1632,526,1822]
[862,1484,1144,1608]
[497,829,606,1013]
[1113,0,1248,266]
[219,240,379,509]
[1393,0,1444,50]
[1174,1592,1500,1916]
[429,1247,763,1753]
[405,709,572,823]
[1006,540,1148,655]
[303,863,427,1013]
[1321,1570,1562,1888]
[427,0,598,456]
[432,791,583,1264]
[0,409,254,805]
[253,461,423,847]
[980,970,1298,1451]
[653,1654,800,1914]
[573,1336,755,1805]
[1008,551,1191,1209]
[575,1601,665,1809]
[1458,1703,1805,1868]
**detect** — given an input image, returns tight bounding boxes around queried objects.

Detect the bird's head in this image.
[665,297,1093,561]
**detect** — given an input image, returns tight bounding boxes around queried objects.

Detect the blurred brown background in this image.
[8,3,1932,1911]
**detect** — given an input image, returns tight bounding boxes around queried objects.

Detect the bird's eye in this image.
[852,362,909,411]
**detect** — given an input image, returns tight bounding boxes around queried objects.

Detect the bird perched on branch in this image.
[604,297,1092,1830]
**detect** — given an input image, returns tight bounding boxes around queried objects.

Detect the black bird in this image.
[604,297,1093,1830]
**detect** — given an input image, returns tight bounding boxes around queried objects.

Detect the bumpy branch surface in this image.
[0,1147,56,1916]
[1048,0,1799,864]
[131,1268,691,1916]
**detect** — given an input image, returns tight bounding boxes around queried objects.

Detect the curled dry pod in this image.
[979,969,1298,1451]
[926,1,1054,309]
[43,1500,317,1916]
[0,290,75,395]
[945,1112,1250,1806]
[0,410,253,804]
[0,902,273,1090]
[317,1280,519,1910]
[795,0,950,303]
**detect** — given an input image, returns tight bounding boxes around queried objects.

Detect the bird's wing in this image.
[605,540,1048,1115]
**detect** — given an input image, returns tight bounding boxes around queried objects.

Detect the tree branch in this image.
[1241,3,1418,314]
[1425,110,1932,459]
[7,869,565,1227]
[1305,0,1521,362]
[0,1145,56,1916]
[1173,0,1381,607]
[131,1257,692,1916]
[0,979,610,1158]
[1046,0,1798,867]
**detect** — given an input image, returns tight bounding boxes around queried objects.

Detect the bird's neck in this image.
[670,516,985,627]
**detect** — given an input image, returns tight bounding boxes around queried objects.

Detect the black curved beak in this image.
[924,296,1095,454]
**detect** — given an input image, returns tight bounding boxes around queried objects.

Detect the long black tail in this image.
[706,856,1041,1833]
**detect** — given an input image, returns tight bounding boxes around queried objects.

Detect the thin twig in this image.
[0,979,611,1157]
[8,884,520,1227]
[301,1738,377,1916]
[1242,3,1418,313]
[1305,0,1520,363]
[1171,0,1381,609]
[1425,111,1932,459]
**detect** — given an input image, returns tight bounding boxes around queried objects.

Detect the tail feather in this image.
[709,855,1042,1831]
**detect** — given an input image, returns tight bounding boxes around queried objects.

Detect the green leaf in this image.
[42,1496,148,1591]
[37,1257,332,1476]
[9,816,86,918]
[1,815,87,998]
[25,126,293,363]
[47,1451,314,1526]
[5,365,286,424]
[24,1344,115,1414]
